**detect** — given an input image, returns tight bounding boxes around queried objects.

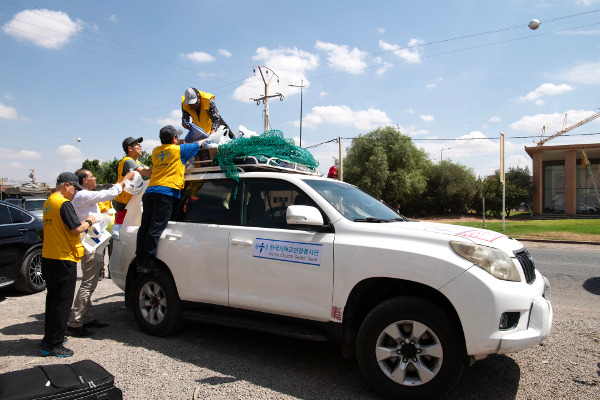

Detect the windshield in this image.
[24,200,45,211]
[303,179,404,222]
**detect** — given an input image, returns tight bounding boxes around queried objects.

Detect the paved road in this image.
[1,243,598,399]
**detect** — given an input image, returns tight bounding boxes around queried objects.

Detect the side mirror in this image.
[286,205,324,226]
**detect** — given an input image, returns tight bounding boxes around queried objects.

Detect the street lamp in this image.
[440,147,451,163]
[288,80,305,147]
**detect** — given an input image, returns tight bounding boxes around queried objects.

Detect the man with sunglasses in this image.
[40,172,96,357]
[65,168,136,337]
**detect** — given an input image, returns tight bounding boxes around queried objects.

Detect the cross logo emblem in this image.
[155,150,170,162]
[256,243,266,253]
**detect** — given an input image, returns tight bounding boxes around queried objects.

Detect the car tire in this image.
[13,248,45,294]
[356,296,466,399]
[132,269,183,336]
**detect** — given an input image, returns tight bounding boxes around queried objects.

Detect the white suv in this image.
[109,166,552,399]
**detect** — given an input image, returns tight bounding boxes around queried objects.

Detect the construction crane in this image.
[536,110,600,146]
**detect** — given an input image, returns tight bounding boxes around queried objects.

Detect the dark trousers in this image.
[136,192,175,261]
[41,257,77,347]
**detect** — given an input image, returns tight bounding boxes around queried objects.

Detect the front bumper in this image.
[441,267,553,356]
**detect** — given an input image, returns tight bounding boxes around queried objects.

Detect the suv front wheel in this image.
[132,270,183,336]
[356,296,466,399]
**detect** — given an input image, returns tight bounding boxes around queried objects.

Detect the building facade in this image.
[525,143,600,215]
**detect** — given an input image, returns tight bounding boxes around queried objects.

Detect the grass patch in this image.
[449,219,600,238]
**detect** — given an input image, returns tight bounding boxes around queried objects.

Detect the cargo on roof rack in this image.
[185,155,321,176]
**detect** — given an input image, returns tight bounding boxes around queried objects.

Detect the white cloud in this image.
[319,91,328,97]
[156,110,181,127]
[426,83,436,89]
[517,83,572,102]
[555,61,600,85]
[420,114,434,122]
[181,51,215,63]
[314,41,367,74]
[4,93,14,100]
[510,109,600,133]
[0,103,18,119]
[57,144,81,158]
[378,28,385,34]
[378,38,423,64]
[489,116,502,123]
[575,0,600,5]
[302,105,391,131]
[233,46,319,103]
[218,49,232,57]
[0,147,41,159]
[405,108,416,114]
[2,9,83,49]
[56,144,83,165]
[108,14,118,23]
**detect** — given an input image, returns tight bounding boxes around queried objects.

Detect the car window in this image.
[8,206,33,224]
[24,200,45,211]
[0,205,11,225]
[242,180,318,229]
[181,180,237,224]
[303,179,401,221]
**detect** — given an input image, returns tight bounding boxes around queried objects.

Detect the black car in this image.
[0,200,45,293]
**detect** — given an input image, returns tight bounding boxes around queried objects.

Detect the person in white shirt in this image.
[65,168,135,337]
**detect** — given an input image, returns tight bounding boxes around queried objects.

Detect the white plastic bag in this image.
[235,125,257,139]
[122,171,144,195]
[81,213,112,253]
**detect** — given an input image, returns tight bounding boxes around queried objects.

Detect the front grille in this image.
[515,250,536,284]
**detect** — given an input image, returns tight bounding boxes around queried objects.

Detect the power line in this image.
[305,132,600,148]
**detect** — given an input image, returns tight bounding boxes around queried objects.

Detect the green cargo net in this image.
[213,130,319,182]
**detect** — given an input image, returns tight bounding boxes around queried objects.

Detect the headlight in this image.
[450,241,521,282]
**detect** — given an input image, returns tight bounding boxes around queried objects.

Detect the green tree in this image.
[472,166,532,217]
[423,160,477,214]
[81,159,101,176]
[138,150,153,168]
[343,126,432,214]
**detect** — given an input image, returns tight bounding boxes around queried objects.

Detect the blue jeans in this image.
[136,192,176,262]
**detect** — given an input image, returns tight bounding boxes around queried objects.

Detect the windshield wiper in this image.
[353,217,395,223]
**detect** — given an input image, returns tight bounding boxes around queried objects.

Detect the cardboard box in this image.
[196,147,218,162]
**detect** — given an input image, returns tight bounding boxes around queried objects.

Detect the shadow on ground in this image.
[0,292,522,400]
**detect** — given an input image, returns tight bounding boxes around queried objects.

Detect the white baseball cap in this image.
[184,88,198,105]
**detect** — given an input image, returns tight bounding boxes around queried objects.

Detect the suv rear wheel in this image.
[132,270,183,336]
[356,296,465,399]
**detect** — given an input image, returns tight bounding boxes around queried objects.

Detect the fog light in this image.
[499,312,520,330]
[499,314,508,329]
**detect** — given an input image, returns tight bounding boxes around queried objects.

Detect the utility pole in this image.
[440,147,451,164]
[288,80,305,147]
[338,137,344,182]
[251,66,284,133]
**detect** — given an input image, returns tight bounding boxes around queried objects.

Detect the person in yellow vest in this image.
[181,87,232,142]
[40,172,96,357]
[136,126,202,272]
[112,136,152,213]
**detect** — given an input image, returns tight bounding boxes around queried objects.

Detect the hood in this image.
[353,220,525,254]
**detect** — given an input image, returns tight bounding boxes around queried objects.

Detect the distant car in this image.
[4,197,46,219]
[0,200,45,293]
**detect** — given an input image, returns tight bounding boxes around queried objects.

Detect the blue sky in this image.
[1,0,600,186]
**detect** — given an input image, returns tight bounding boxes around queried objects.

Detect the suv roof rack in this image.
[185,155,321,176]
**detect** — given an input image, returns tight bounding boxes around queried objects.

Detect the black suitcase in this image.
[0,360,122,400]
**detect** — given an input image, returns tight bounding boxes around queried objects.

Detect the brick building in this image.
[525,143,600,216]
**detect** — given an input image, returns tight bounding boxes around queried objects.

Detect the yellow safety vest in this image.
[149,144,185,191]
[42,192,84,262]
[181,90,215,133]
[113,156,141,205]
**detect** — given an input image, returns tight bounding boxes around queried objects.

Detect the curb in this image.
[515,238,600,246]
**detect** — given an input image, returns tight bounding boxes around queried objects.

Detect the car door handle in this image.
[18,228,28,233]
[165,233,183,240]
[231,238,253,246]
